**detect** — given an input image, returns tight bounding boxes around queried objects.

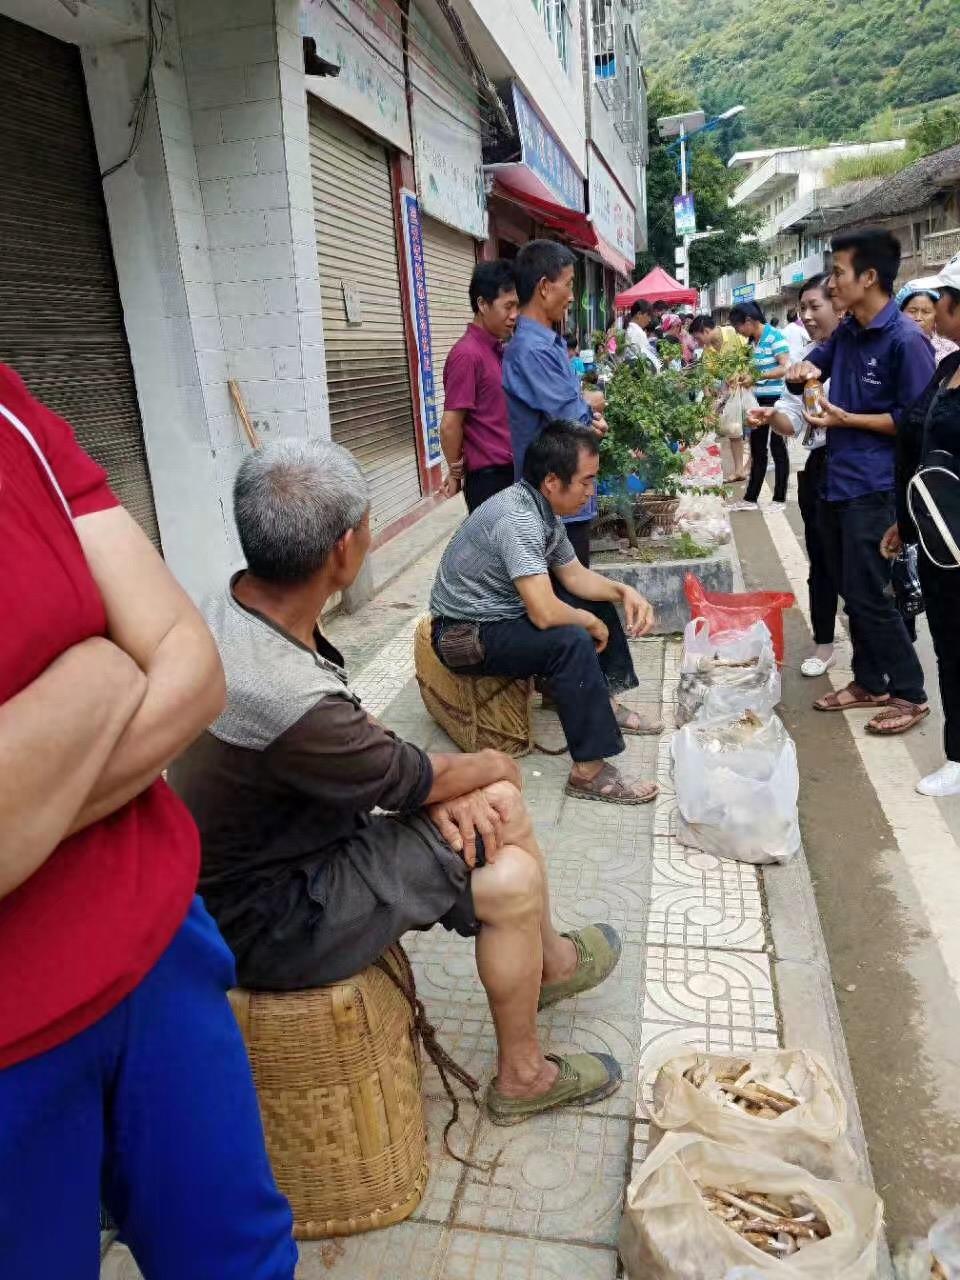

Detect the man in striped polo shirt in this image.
[430,421,661,805]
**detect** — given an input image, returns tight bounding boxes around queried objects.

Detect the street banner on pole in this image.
[399,189,442,467]
[673,193,697,237]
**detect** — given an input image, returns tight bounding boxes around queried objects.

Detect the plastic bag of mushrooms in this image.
[646,1050,859,1181]
[619,1134,883,1279]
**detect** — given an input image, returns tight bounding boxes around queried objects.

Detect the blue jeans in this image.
[0,898,297,1280]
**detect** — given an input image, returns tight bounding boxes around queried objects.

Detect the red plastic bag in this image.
[684,574,795,666]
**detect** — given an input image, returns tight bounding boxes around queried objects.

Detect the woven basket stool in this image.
[414,615,533,757]
[228,944,428,1238]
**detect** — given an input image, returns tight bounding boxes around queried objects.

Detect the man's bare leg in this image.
[481,781,575,984]
[470,845,558,1099]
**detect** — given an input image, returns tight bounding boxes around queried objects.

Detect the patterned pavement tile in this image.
[439,1229,618,1279]
[296,1223,445,1279]
[641,946,778,1035]
[454,1109,630,1245]
[648,835,764,951]
[410,1097,479,1225]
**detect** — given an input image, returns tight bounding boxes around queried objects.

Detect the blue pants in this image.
[0,898,297,1280]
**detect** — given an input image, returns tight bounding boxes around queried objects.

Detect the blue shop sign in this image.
[512,83,585,212]
[732,283,756,303]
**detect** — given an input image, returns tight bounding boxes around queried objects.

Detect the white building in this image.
[705,140,906,319]
[0,0,647,605]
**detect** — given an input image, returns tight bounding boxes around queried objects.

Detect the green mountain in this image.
[638,0,960,149]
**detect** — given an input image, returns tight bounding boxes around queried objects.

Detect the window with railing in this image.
[593,0,617,81]
[533,0,572,71]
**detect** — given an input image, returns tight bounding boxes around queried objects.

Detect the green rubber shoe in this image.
[485,1052,623,1126]
[538,924,622,1010]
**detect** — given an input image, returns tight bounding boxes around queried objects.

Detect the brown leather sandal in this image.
[565,762,659,805]
[813,681,889,712]
[865,699,930,736]
[614,704,663,736]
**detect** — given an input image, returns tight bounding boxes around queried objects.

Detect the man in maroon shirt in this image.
[441,259,519,512]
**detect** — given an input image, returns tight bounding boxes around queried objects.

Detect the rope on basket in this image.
[374,953,496,1172]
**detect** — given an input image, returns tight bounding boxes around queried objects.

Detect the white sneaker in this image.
[916,762,960,797]
[729,500,759,512]
[801,654,836,677]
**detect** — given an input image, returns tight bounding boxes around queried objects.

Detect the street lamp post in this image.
[656,105,745,287]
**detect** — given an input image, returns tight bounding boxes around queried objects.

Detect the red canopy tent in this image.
[615,265,698,311]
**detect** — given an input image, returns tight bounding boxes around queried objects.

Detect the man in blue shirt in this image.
[789,227,935,735]
[502,240,606,566]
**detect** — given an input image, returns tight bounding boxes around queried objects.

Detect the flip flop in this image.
[485,1052,622,1126]
[866,699,930,736]
[565,762,659,805]
[813,681,889,712]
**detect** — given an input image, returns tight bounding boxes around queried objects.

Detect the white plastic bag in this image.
[894,1208,960,1278]
[647,1050,858,1180]
[717,388,759,440]
[676,490,732,547]
[619,1133,883,1280]
[672,712,800,864]
[677,620,781,727]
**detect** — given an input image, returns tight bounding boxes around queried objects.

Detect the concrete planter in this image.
[593,542,736,635]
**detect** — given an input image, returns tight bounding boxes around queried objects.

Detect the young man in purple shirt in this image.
[501,240,606,566]
[440,260,519,513]
[789,227,935,735]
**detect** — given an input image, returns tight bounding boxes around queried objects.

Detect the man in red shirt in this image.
[0,365,296,1277]
[440,259,519,512]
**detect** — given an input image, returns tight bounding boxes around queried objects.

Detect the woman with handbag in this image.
[884,256,960,796]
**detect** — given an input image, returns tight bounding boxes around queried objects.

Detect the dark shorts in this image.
[229,814,479,990]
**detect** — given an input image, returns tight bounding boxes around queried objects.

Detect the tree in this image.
[636,80,765,288]
[908,107,960,158]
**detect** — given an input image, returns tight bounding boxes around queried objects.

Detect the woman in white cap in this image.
[896,280,959,362]
[885,256,960,795]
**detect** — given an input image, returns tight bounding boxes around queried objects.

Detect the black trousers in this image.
[433,588,638,763]
[819,490,927,704]
[744,418,789,504]
[796,448,838,645]
[564,519,592,567]
[464,464,515,513]
[917,554,960,761]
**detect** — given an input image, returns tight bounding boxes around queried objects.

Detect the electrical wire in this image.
[101,0,164,180]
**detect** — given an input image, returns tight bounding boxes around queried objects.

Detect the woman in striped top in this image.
[730,302,792,510]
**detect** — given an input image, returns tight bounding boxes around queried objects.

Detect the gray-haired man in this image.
[169,440,623,1123]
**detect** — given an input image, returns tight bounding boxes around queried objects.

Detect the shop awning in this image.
[616,265,698,309]
[489,173,634,277]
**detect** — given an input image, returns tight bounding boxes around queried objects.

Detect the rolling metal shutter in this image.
[309,101,421,534]
[0,15,159,545]
[421,217,476,414]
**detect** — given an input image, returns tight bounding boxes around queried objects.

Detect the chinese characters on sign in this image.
[673,193,697,237]
[411,93,487,240]
[588,148,636,265]
[732,283,756,303]
[512,83,585,212]
[399,190,442,467]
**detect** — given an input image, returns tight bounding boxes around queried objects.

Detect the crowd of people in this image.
[3,225,960,1273]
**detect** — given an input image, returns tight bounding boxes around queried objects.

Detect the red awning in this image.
[616,265,698,310]
[490,172,633,278]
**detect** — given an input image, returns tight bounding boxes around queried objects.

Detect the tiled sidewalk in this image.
[102,544,785,1280]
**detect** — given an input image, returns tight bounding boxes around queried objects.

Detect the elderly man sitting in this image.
[430,420,661,804]
[169,440,623,1125]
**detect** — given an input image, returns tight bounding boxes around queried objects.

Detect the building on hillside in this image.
[0,0,647,606]
[703,141,905,320]
[820,143,960,286]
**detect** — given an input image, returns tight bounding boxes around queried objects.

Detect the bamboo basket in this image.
[229,944,428,1238]
[414,615,533,757]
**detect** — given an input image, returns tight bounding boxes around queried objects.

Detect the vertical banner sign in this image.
[673,193,697,237]
[399,189,442,467]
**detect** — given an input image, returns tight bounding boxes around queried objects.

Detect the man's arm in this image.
[440,409,466,471]
[805,398,896,435]
[504,344,592,425]
[0,639,147,898]
[69,507,226,833]
[552,558,654,636]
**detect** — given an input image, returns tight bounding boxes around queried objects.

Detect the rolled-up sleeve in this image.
[268,695,433,814]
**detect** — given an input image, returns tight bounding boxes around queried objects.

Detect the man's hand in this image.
[803,393,846,429]
[427,790,506,867]
[880,523,903,560]
[746,406,775,428]
[619,586,654,638]
[592,412,609,439]
[441,471,462,498]
[582,613,609,652]
[785,359,823,385]
[584,388,605,412]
